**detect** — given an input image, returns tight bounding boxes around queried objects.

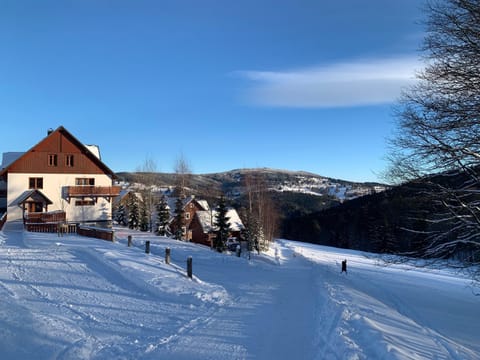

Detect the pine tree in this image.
[256,222,266,253]
[139,196,149,232]
[241,208,258,255]
[127,193,140,230]
[114,204,127,226]
[156,195,170,236]
[214,195,231,252]
[173,197,185,240]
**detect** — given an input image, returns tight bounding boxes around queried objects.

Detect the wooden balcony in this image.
[63,185,121,202]
[24,210,78,233]
[26,210,66,224]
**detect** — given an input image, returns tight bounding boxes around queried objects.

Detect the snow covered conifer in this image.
[126,192,140,230]
[214,195,231,252]
[156,195,170,236]
[139,196,149,232]
[174,197,185,240]
[114,204,127,226]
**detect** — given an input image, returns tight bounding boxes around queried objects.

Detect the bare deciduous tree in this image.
[242,171,279,252]
[135,156,159,232]
[387,0,480,266]
[174,152,191,198]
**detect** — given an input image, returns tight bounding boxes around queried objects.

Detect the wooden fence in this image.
[77,226,114,242]
[0,213,6,231]
[26,222,77,234]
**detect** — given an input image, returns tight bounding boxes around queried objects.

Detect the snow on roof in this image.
[166,196,209,219]
[1,152,24,169]
[196,199,210,212]
[226,208,244,232]
[84,145,101,159]
[196,208,244,233]
[196,210,215,233]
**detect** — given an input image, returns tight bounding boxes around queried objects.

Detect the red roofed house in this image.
[0,126,120,231]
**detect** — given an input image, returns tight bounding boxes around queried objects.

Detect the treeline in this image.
[282,182,437,255]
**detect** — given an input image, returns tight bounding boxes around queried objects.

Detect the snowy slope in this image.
[0,223,478,359]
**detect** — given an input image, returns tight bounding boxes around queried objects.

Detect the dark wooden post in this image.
[187,256,192,278]
[128,235,132,247]
[145,241,150,254]
[165,247,171,264]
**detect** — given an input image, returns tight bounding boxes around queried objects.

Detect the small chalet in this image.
[0,126,121,231]
[166,195,244,247]
[168,195,210,241]
[190,208,244,247]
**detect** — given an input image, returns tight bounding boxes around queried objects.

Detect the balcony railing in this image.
[64,186,121,201]
[26,210,66,224]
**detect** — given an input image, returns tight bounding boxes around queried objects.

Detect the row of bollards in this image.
[127,235,192,279]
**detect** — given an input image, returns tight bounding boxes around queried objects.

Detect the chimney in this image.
[47,128,54,135]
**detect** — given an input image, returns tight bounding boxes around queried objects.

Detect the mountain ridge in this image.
[116,167,388,239]
[116,167,387,204]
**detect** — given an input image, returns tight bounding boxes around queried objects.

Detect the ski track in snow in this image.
[284,241,480,360]
[0,224,478,359]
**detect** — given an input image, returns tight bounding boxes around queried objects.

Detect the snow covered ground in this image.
[0,222,478,359]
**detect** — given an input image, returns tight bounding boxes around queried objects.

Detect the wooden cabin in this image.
[190,208,244,247]
[167,196,210,240]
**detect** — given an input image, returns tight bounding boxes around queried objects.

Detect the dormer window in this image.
[48,154,58,167]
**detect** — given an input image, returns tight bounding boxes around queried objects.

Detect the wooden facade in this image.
[0,126,120,231]
[189,208,244,247]
[189,212,216,246]
[1,128,112,176]
[168,197,209,241]
[169,199,245,247]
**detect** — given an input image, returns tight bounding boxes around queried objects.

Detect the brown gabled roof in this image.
[13,189,53,206]
[0,126,117,179]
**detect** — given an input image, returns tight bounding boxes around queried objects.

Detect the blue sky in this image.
[0,0,425,182]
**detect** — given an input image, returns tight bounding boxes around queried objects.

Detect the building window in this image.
[75,178,95,186]
[29,177,43,189]
[48,154,58,167]
[75,200,95,206]
[185,212,190,220]
[65,154,74,167]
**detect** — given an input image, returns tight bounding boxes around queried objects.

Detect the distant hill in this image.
[116,168,386,201]
[116,168,388,237]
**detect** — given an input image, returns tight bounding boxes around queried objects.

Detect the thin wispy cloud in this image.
[236,57,421,108]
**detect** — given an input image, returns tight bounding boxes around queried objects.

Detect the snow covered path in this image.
[0,225,478,359]
[285,241,480,359]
